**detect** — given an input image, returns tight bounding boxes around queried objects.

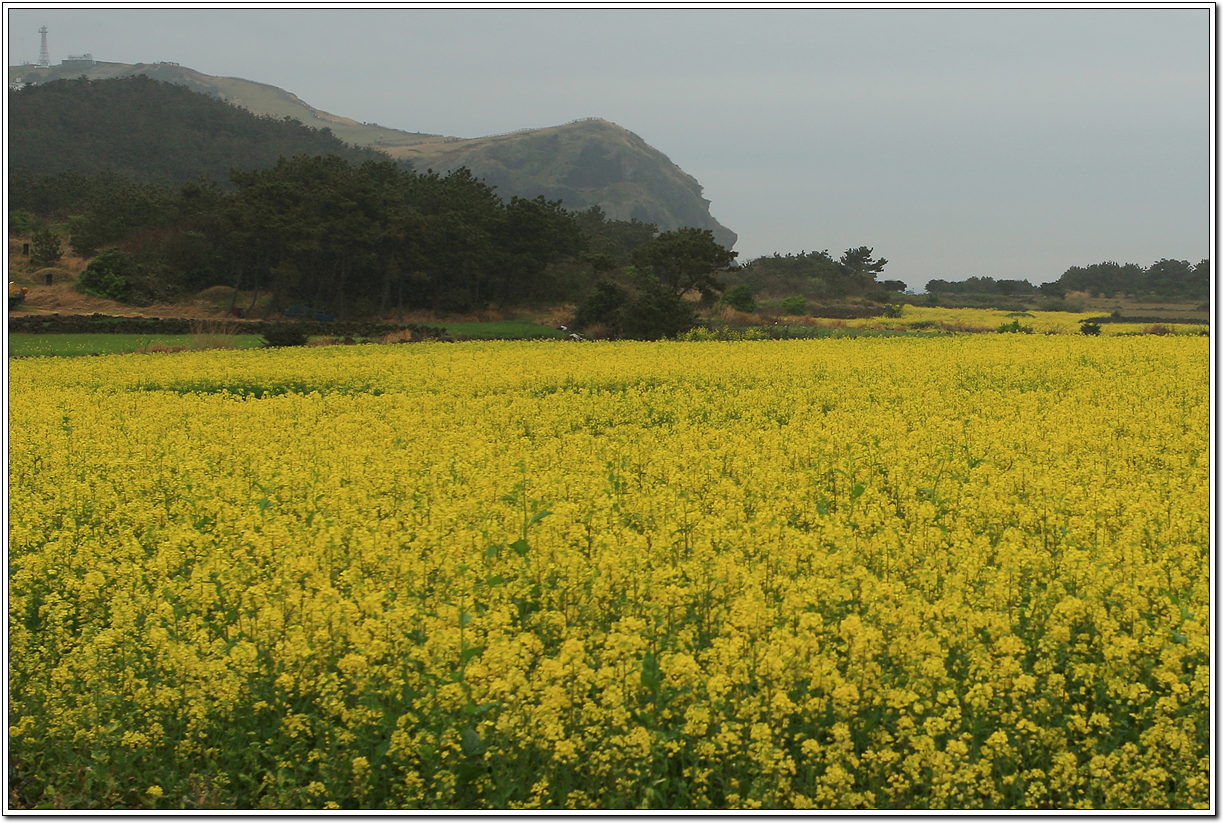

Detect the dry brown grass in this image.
[17,283,138,315]
[189,318,241,349]
[1065,291,1209,318]
[380,328,438,344]
[539,304,577,328]
[13,283,236,319]
[8,237,89,285]
[713,305,764,325]
[371,308,443,325]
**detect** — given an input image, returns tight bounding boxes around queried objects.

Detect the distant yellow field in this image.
[8,337,1209,809]
[851,305,1209,336]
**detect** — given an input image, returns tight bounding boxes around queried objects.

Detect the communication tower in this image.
[37,26,50,68]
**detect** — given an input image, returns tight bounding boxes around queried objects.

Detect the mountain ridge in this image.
[8,60,737,248]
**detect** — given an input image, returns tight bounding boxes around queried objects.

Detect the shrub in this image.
[260,324,310,347]
[1080,322,1102,336]
[78,248,135,302]
[619,277,697,340]
[29,229,63,269]
[724,284,755,313]
[997,320,1033,334]
[573,281,629,331]
[573,276,697,340]
[1143,324,1170,336]
[781,296,807,315]
[882,304,904,318]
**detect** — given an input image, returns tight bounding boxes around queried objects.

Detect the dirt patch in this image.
[13,283,231,318]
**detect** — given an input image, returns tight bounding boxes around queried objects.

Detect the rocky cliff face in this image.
[383,119,736,249]
[9,62,737,250]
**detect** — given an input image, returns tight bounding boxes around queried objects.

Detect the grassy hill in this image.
[9,60,445,149]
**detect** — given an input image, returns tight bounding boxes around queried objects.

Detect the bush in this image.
[78,248,135,302]
[260,324,310,347]
[573,280,629,331]
[724,284,755,313]
[125,258,189,307]
[573,276,696,340]
[619,277,697,340]
[882,304,904,318]
[781,296,807,315]
[29,229,63,269]
[997,320,1033,334]
[1080,322,1102,336]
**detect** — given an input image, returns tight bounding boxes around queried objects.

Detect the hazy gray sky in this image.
[6,5,1212,290]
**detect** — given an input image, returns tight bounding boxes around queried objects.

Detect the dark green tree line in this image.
[11,154,614,317]
[927,259,1209,301]
[728,247,895,302]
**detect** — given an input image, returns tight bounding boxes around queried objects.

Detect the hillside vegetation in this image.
[8,75,394,182]
[9,62,734,247]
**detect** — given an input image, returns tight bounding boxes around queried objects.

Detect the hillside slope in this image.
[7,75,394,181]
[8,60,445,149]
[9,61,736,248]
[386,119,736,248]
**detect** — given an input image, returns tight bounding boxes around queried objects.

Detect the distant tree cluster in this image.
[730,247,895,302]
[925,276,1040,297]
[1056,259,1208,300]
[926,259,1209,302]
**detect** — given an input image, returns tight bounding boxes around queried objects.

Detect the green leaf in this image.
[461,726,486,756]
[485,543,501,559]
[640,650,661,693]
[460,644,485,664]
[464,700,496,717]
[527,509,553,528]
[510,538,530,558]
[850,483,865,501]
[459,611,472,627]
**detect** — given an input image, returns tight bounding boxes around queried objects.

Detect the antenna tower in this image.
[37,26,50,68]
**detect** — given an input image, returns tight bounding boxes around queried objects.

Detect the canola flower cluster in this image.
[8,336,1210,809]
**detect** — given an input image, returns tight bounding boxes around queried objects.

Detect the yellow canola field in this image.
[8,336,1210,810]
[852,306,1210,336]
